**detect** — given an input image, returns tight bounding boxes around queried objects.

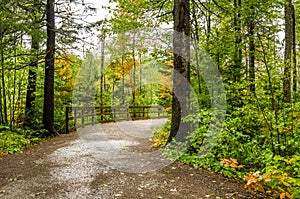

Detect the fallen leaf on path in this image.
[115,192,124,197]
[35,192,46,196]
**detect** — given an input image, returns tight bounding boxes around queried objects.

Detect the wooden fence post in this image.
[113,107,116,122]
[82,108,84,128]
[100,106,103,121]
[158,106,161,119]
[66,106,69,133]
[92,108,95,125]
[74,109,77,129]
[127,107,130,120]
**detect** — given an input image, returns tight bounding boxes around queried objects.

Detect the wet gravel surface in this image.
[0,119,266,198]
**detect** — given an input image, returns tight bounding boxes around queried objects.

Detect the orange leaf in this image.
[230,158,238,164]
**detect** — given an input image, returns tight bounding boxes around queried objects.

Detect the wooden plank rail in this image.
[65,105,170,133]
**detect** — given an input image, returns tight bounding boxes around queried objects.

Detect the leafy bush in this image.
[259,155,300,198]
[152,101,300,198]
[0,132,30,154]
[0,128,44,155]
[152,121,170,148]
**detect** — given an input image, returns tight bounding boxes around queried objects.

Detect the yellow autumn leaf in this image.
[272,170,280,174]
[282,181,291,187]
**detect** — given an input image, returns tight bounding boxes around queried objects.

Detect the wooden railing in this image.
[65,105,170,133]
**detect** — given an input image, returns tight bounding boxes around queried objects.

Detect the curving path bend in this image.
[0,119,264,199]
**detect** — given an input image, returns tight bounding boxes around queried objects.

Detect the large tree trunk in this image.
[25,33,39,127]
[283,0,293,103]
[168,0,190,143]
[43,0,56,135]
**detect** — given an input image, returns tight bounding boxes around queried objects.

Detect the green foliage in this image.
[152,121,170,148]
[261,155,300,197]
[54,54,81,132]
[0,127,44,155]
[153,97,300,198]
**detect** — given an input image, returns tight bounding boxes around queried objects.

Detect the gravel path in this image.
[0,119,265,198]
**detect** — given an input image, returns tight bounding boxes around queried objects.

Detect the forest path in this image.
[0,120,264,199]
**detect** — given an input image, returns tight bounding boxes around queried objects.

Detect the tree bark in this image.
[0,31,7,125]
[249,4,255,93]
[191,1,202,95]
[283,0,293,103]
[233,0,242,82]
[43,0,56,135]
[100,37,105,120]
[168,0,190,143]
[132,34,136,107]
[292,4,297,94]
[25,32,39,127]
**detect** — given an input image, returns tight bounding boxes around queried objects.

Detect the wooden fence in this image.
[65,105,170,133]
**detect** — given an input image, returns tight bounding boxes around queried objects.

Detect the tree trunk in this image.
[233,0,242,82]
[11,34,17,127]
[25,33,39,127]
[139,53,142,95]
[292,4,297,94]
[100,38,105,120]
[283,0,293,103]
[249,4,255,93]
[191,1,202,95]
[122,57,125,105]
[168,0,190,143]
[132,35,136,107]
[0,32,7,125]
[206,0,211,45]
[43,0,56,135]
[0,30,3,125]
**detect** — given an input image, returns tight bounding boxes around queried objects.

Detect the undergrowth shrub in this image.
[0,127,44,155]
[152,102,300,198]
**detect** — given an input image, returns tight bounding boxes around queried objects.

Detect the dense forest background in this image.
[0,0,299,198]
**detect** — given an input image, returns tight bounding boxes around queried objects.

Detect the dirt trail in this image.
[0,119,265,199]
